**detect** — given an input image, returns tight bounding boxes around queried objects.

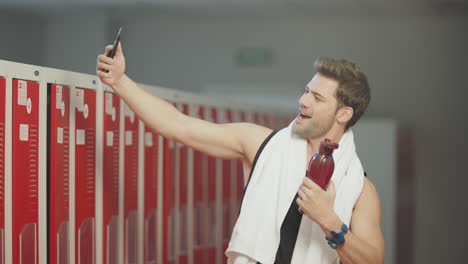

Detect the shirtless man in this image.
[97,43,384,264]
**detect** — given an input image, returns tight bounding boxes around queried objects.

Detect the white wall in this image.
[0,10,45,66]
[43,12,110,75]
[354,119,397,264]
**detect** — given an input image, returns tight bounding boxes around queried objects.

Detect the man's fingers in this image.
[117,42,123,54]
[303,177,320,191]
[296,197,303,208]
[298,188,306,199]
[97,55,113,64]
[327,181,335,192]
[97,70,111,79]
[96,62,112,72]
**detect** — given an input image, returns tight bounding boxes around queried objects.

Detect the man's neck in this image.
[307,129,344,156]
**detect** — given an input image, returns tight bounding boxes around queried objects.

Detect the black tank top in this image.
[240,130,367,264]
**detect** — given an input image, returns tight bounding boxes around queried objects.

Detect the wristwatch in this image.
[325,223,348,249]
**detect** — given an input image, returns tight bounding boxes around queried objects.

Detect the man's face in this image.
[293,73,339,139]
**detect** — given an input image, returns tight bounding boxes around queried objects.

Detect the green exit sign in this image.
[235,48,273,67]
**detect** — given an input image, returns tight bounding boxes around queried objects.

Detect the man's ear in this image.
[336,106,353,124]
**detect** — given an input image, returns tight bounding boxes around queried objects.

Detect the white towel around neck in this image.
[226,121,365,264]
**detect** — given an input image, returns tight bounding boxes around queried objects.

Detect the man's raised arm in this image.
[96,43,272,162]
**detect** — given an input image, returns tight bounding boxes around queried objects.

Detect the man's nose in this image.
[298,93,312,109]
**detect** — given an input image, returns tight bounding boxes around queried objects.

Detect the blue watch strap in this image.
[325,224,348,249]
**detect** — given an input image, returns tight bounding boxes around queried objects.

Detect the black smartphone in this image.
[107,27,122,59]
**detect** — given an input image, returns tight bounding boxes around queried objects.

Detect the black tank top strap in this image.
[239,130,279,214]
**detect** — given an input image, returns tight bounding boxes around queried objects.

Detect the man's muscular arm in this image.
[96,43,272,163]
[320,178,385,264]
[297,177,384,264]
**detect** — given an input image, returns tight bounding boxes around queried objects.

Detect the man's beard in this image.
[293,117,334,140]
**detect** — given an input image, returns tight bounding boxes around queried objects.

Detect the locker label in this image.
[145,132,153,147]
[105,93,113,115]
[125,131,132,146]
[19,124,29,141]
[56,85,62,109]
[57,127,63,144]
[75,89,84,112]
[106,131,113,147]
[17,80,27,106]
[76,129,85,145]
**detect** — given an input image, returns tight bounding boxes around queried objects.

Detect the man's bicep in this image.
[172,115,272,161]
[350,178,385,252]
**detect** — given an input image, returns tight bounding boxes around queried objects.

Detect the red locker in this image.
[193,106,209,264]
[12,79,40,264]
[165,103,177,264]
[49,84,70,264]
[262,114,273,129]
[74,88,96,264]
[221,109,234,264]
[253,112,260,125]
[0,77,5,264]
[144,125,159,264]
[178,104,189,264]
[206,107,218,264]
[103,92,120,264]
[235,111,247,217]
[123,103,139,264]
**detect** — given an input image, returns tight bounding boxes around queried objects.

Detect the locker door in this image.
[263,114,273,129]
[74,88,96,264]
[143,125,159,264]
[49,84,71,264]
[0,77,5,264]
[177,104,189,264]
[192,105,208,264]
[165,102,177,264]
[206,107,218,264]
[123,103,139,264]
[103,92,120,264]
[12,79,40,264]
[192,106,211,264]
[235,111,247,216]
[221,109,234,264]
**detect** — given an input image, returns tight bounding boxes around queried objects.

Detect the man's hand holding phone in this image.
[96,28,126,88]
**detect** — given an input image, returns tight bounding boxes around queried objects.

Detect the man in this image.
[97,43,384,264]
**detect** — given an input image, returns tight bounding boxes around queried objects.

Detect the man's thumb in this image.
[327,180,336,194]
[117,42,123,54]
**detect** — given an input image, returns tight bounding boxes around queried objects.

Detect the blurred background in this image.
[1,0,467,263]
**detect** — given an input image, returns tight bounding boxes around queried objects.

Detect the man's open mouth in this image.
[299,111,311,119]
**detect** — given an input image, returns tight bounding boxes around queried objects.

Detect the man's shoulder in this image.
[235,123,274,163]
[355,176,381,212]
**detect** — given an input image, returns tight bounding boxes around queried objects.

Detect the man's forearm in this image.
[320,216,383,264]
[112,74,182,138]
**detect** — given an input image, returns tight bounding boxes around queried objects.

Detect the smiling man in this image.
[97,43,384,264]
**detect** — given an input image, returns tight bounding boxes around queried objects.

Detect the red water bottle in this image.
[307,138,339,190]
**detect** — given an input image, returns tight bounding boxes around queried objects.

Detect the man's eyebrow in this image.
[311,91,325,100]
[305,86,326,100]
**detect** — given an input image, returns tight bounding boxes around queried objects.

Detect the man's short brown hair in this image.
[314,57,371,130]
